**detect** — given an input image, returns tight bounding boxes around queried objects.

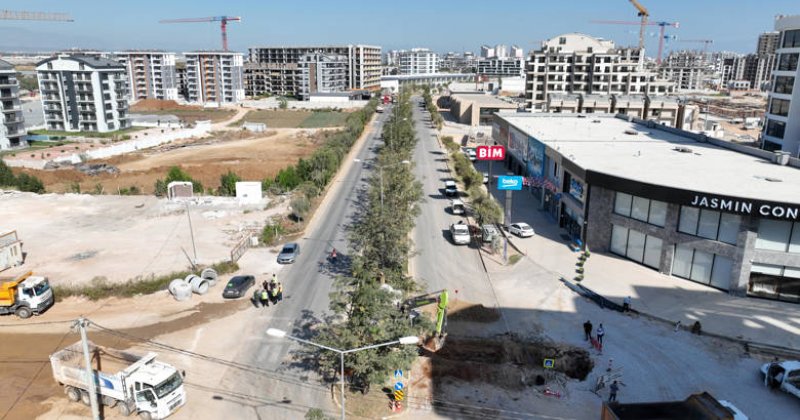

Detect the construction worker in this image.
[259,288,270,308]
[269,281,279,305]
[276,282,283,302]
[272,273,278,284]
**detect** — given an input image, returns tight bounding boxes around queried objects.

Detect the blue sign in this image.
[394,369,403,379]
[497,176,524,191]
[543,358,555,369]
[394,382,404,391]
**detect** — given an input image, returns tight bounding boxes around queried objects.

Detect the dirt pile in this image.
[425,335,593,391]
[447,301,500,323]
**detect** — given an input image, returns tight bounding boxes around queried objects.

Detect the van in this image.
[451,199,465,215]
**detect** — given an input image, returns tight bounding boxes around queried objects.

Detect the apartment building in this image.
[510,45,524,58]
[246,45,381,98]
[524,33,675,110]
[477,57,525,77]
[544,93,681,127]
[115,51,178,101]
[0,59,26,150]
[659,50,712,91]
[758,31,781,57]
[36,55,129,133]
[763,15,800,155]
[398,48,438,75]
[439,52,477,73]
[297,53,349,100]
[480,45,494,58]
[184,51,244,104]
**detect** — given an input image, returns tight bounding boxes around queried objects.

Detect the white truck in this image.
[762,360,800,399]
[0,271,54,319]
[50,341,186,419]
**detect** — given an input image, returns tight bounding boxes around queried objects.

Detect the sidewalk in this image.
[474,159,800,351]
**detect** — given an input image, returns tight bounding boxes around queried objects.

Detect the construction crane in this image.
[592,20,680,64]
[159,16,242,51]
[628,0,649,52]
[678,39,714,54]
[0,10,73,22]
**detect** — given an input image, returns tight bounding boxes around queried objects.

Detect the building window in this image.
[610,224,663,269]
[777,53,799,71]
[750,263,800,303]
[755,219,800,253]
[783,29,800,48]
[672,244,733,290]
[769,98,791,117]
[765,119,786,139]
[678,206,740,245]
[613,192,667,227]
[774,76,795,95]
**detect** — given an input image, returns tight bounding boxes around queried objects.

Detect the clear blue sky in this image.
[1,0,797,56]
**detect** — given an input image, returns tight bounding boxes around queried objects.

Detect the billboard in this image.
[526,137,545,177]
[497,176,524,191]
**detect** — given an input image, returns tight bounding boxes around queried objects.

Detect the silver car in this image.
[508,223,535,238]
[277,242,300,264]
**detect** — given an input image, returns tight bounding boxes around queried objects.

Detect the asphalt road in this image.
[216,108,390,418]
[409,96,496,306]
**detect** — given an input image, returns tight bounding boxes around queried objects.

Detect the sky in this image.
[0,0,798,56]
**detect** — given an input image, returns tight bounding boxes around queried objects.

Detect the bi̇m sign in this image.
[476,145,505,161]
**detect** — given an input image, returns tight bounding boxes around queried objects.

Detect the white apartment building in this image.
[0,59,26,150]
[510,45,524,58]
[36,55,129,133]
[763,15,800,155]
[480,45,494,58]
[660,50,712,91]
[494,44,508,58]
[398,48,438,75]
[184,51,244,104]
[477,57,525,77]
[525,33,675,109]
[297,53,349,100]
[115,51,178,101]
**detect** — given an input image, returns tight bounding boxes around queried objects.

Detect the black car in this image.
[222,275,255,299]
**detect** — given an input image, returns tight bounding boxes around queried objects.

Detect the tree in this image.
[0,160,16,187]
[15,173,45,193]
[278,97,288,109]
[218,170,241,196]
[290,195,310,221]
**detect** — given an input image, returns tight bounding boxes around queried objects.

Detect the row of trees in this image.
[443,136,503,225]
[0,160,45,193]
[422,87,444,131]
[303,90,429,390]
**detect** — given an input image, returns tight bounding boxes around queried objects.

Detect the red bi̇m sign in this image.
[476,145,506,161]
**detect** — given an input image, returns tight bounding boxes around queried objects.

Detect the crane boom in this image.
[0,10,73,22]
[159,16,241,51]
[628,0,649,52]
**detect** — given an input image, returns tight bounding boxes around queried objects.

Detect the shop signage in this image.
[497,176,524,191]
[689,194,800,220]
[569,178,585,202]
[476,145,505,160]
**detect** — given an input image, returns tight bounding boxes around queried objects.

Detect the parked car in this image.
[277,242,300,264]
[465,148,476,161]
[444,180,458,196]
[222,275,255,299]
[450,199,465,215]
[508,222,535,238]
[481,224,499,243]
[482,172,489,184]
[450,222,471,245]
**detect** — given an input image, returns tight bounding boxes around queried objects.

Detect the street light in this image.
[265,328,419,420]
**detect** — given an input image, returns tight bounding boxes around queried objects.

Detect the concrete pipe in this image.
[170,280,192,301]
[200,268,218,286]
[186,274,209,295]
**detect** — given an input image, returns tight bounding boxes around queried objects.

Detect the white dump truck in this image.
[761,360,800,399]
[0,271,54,319]
[50,341,186,419]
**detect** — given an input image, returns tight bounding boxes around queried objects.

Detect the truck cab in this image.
[762,361,800,399]
[0,273,54,319]
[130,366,186,419]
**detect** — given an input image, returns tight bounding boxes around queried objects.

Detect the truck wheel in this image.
[80,390,91,406]
[139,411,153,420]
[102,395,117,407]
[15,306,32,319]
[65,386,81,402]
[118,402,132,416]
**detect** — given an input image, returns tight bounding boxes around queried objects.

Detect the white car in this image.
[450,223,471,245]
[466,148,476,161]
[444,180,458,196]
[482,172,489,184]
[450,199,465,215]
[508,222,535,238]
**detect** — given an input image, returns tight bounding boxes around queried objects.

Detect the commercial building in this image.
[477,57,525,77]
[36,55,129,132]
[115,51,178,101]
[544,93,681,127]
[398,48,438,75]
[492,111,800,303]
[0,59,26,150]
[184,51,244,104]
[379,73,475,93]
[449,93,518,126]
[297,53,349,100]
[763,15,800,156]
[524,33,675,110]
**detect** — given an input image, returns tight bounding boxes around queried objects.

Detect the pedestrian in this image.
[252,288,262,307]
[608,380,619,402]
[583,320,593,341]
[276,282,283,302]
[622,296,631,312]
[269,280,279,305]
[262,280,269,291]
[259,288,270,308]
[272,273,278,284]
[597,324,605,345]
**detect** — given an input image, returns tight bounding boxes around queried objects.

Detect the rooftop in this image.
[451,93,518,107]
[496,112,800,204]
[37,54,124,69]
[0,59,13,70]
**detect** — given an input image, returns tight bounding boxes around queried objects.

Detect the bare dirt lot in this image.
[130,100,235,124]
[234,110,353,128]
[20,129,324,194]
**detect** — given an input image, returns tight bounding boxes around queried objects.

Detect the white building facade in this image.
[477,57,525,77]
[0,59,26,149]
[184,51,244,104]
[398,48,438,75]
[36,55,129,133]
[763,15,800,155]
[115,51,178,101]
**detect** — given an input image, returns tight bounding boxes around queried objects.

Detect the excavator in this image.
[400,289,449,352]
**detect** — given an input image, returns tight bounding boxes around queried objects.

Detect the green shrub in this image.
[290,195,311,221]
[15,173,45,193]
[261,220,285,246]
[219,170,241,196]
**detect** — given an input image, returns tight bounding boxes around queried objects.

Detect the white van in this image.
[450,199,465,215]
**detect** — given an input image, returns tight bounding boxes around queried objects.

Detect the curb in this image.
[559,276,800,359]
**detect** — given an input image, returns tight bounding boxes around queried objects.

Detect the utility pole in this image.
[185,201,197,265]
[74,317,100,420]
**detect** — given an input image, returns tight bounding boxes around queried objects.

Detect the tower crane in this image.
[591,20,680,64]
[159,16,242,51]
[678,39,714,55]
[628,0,649,52]
[0,10,73,22]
